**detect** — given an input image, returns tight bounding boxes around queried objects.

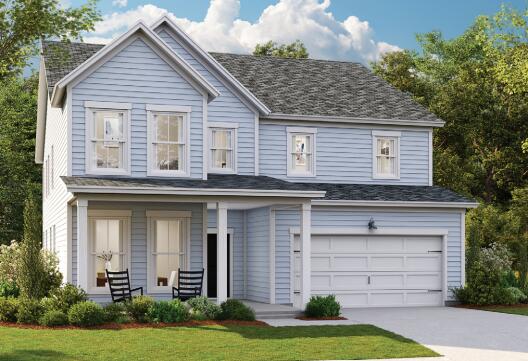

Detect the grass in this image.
[0,324,438,361]
[480,304,528,316]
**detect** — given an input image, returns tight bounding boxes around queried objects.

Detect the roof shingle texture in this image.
[41,40,442,122]
[61,175,474,203]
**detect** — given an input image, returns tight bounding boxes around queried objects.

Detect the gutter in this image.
[312,199,479,209]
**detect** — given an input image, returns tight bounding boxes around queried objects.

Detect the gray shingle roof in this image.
[41,40,442,123]
[61,175,474,204]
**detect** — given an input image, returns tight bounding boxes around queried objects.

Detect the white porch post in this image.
[300,202,312,308]
[76,199,89,291]
[216,202,228,304]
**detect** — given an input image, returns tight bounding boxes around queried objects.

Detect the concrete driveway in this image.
[265,307,528,361]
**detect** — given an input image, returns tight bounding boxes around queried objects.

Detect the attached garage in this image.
[294,231,446,308]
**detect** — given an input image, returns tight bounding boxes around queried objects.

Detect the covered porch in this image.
[63,175,324,308]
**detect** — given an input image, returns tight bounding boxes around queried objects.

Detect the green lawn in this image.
[0,324,438,361]
[480,305,528,316]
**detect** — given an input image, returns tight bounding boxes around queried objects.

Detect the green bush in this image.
[0,241,20,286]
[125,296,154,323]
[46,284,88,313]
[0,297,19,322]
[502,287,527,305]
[16,298,44,324]
[68,301,105,327]
[38,310,68,326]
[217,299,255,321]
[147,299,189,323]
[305,295,341,318]
[0,281,19,298]
[103,302,130,323]
[187,296,221,320]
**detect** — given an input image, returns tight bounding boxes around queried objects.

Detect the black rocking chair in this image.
[106,269,143,303]
[172,268,204,301]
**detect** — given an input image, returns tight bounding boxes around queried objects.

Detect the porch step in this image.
[255,310,304,320]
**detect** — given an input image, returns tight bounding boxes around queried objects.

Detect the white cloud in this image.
[85,0,400,64]
[112,0,128,8]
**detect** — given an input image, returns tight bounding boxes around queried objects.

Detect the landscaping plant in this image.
[305,295,341,318]
[68,301,105,327]
[104,302,130,323]
[187,296,221,320]
[0,297,19,322]
[217,299,255,321]
[46,284,88,313]
[125,295,154,323]
[16,297,44,324]
[39,309,68,327]
[147,299,189,323]
[0,280,19,298]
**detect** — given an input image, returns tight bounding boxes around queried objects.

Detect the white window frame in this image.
[146,105,191,177]
[208,122,238,174]
[286,127,317,177]
[146,210,191,294]
[372,130,401,180]
[84,101,132,176]
[87,209,132,295]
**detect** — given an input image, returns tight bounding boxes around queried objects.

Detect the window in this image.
[372,131,400,179]
[287,127,317,177]
[85,102,131,175]
[147,105,190,177]
[209,123,237,173]
[88,210,131,293]
[147,211,190,293]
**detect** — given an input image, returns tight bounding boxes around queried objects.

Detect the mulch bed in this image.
[295,316,348,321]
[0,320,269,330]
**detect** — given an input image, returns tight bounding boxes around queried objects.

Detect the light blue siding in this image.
[246,207,270,302]
[156,26,257,175]
[71,37,204,178]
[260,123,430,185]
[273,207,462,304]
[208,209,245,298]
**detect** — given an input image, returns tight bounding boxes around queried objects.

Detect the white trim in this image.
[151,16,271,115]
[461,211,466,286]
[202,204,208,293]
[254,113,259,176]
[84,101,132,110]
[372,131,400,180]
[428,130,433,186]
[76,199,88,291]
[269,208,276,304]
[243,210,248,298]
[312,199,479,208]
[146,109,191,177]
[264,113,445,128]
[287,127,317,178]
[145,104,191,113]
[67,86,73,176]
[208,125,238,174]
[35,60,48,164]
[87,208,132,295]
[51,22,219,107]
[215,202,228,303]
[66,203,73,283]
[206,227,235,298]
[146,210,192,294]
[84,106,131,176]
[202,97,208,180]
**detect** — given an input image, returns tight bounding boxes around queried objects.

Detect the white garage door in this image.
[294,234,444,307]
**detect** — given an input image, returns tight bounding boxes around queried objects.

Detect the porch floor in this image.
[240,300,303,319]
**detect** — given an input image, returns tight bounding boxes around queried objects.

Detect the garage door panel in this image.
[370,274,405,289]
[405,236,443,253]
[331,237,367,252]
[407,274,442,289]
[336,293,369,307]
[333,274,369,289]
[370,292,405,306]
[333,256,368,270]
[312,275,331,289]
[312,256,331,270]
[370,256,405,269]
[367,237,405,252]
[312,237,331,252]
[406,291,442,306]
[406,255,441,271]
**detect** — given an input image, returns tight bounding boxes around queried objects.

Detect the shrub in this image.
[0,297,19,322]
[217,299,255,321]
[47,284,88,313]
[68,301,105,327]
[39,310,68,327]
[0,281,19,298]
[125,296,154,323]
[187,296,221,320]
[0,241,20,285]
[147,299,189,323]
[16,298,44,324]
[103,302,130,323]
[305,295,341,318]
[501,287,527,305]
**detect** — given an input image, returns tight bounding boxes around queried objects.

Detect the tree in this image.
[253,40,309,59]
[0,0,100,79]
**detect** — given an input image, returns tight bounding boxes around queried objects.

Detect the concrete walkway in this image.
[264,307,528,361]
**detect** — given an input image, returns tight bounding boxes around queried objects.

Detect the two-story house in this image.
[36,16,476,309]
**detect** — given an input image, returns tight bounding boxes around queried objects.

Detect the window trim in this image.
[286,127,317,178]
[85,103,131,176]
[87,209,132,295]
[146,107,191,177]
[146,210,192,294]
[208,122,238,174]
[372,130,401,180]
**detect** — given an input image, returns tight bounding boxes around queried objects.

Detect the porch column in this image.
[216,202,228,304]
[76,199,89,291]
[300,202,311,308]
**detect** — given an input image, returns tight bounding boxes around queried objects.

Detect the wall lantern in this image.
[368,217,377,230]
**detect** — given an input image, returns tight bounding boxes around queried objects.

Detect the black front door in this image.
[207,233,231,298]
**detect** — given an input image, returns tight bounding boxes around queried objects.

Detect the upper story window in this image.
[287,127,317,177]
[147,105,191,177]
[85,101,131,175]
[209,122,237,174]
[372,130,400,179]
